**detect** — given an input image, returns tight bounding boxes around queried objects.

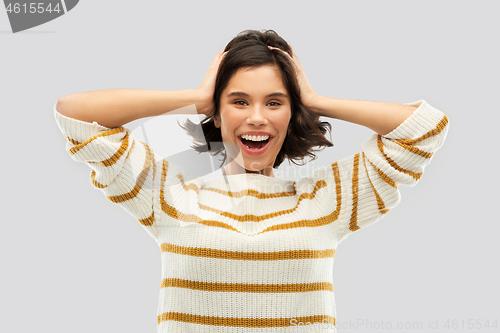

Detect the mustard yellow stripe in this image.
[175,173,299,199]
[161,278,334,293]
[395,114,449,145]
[349,153,361,232]
[160,243,334,260]
[248,162,341,234]
[76,128,134,189]
[377,136,422,181]
[174,174,200,194]
[137,152,157,226]
[259,209,338,234]
[362,152,391,215]
[159,161,343,234]
[203,185,298,198]
[197,180,327,222]
[68,127,125,156]
[67,127,152,226]
[173,173,298,199]
[389,139,434,159]
[332,161,342,212]
[160,159,181,220]
[89,140,137,189]
[157,313,336,328]
[106,141,153,204]
[159,170,241,230]
[95,132,130,167]
[160,197,338,235]
[64,134,79,146]
[366,159,397,188]
[138,211,154,227]
[90,169,106,189]
[204,183,297,199]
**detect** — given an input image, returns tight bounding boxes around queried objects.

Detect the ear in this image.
[213,115,221,128]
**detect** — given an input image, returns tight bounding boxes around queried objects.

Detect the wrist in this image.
[192,88,213,115]
[304,93,326,117]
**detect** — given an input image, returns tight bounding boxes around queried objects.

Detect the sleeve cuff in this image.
[383,100,448,140]
[53,100,116,143]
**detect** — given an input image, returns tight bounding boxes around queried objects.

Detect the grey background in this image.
[1,1,498,332]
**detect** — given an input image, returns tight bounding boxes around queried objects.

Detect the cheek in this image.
[218,112,237,138]
[221,110,245,128]
[278,113,292,132]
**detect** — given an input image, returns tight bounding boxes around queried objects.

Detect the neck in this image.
[222,160,275,177]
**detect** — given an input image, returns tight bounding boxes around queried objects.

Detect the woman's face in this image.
[214,64,292,177]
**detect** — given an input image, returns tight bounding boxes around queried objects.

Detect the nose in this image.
[246,103,268,126]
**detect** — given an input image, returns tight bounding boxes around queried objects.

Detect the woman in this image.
[54,29,449,332]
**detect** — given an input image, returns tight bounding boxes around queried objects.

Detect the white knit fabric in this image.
[54,100,449,332]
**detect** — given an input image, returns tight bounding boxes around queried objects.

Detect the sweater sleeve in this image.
[53,101,184,241]
[317,100,450,244]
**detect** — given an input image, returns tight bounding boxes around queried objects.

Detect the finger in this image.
[268,46,301,75]
[287,45,301,65]
[268,45,289,57]
[215,51,228,67]
[268,46,295,64]
[210,51,226,69]
[210,52,222,65]
[269,46,298,64]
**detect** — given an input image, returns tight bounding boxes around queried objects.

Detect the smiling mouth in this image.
[239,136,271,150]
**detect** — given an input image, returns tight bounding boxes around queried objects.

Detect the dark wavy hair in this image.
[180,29,333,169]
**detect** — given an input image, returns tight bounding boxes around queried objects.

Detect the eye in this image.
[268,101,281,107]
[234,100,248,106]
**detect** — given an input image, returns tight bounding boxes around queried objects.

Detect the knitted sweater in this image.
[54,99,449,333]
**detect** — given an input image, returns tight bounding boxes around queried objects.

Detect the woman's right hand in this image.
[194,50,227,116]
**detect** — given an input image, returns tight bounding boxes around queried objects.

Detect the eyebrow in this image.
[226,91,289,99]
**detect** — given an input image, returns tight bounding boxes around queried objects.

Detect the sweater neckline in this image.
[202,172,296,193]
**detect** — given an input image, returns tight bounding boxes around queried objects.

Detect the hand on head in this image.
[195,50,228,117]
[268,45,318,112]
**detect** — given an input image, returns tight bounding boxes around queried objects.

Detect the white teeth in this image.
[241,134,270,141]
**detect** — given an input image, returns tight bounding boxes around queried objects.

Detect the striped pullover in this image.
[54,99,449,332]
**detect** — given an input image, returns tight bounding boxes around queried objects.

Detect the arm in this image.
[53,51,226,240]
[303,81,448,243]
[53,105,165,240]
[268,45,416,135]
[271,45,449,243]
[56,89,202,128]
[320,99,450,243]
[306,96,418,136]
[56,50,226,128]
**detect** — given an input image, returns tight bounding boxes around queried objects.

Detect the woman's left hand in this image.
[268,45,319,116]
